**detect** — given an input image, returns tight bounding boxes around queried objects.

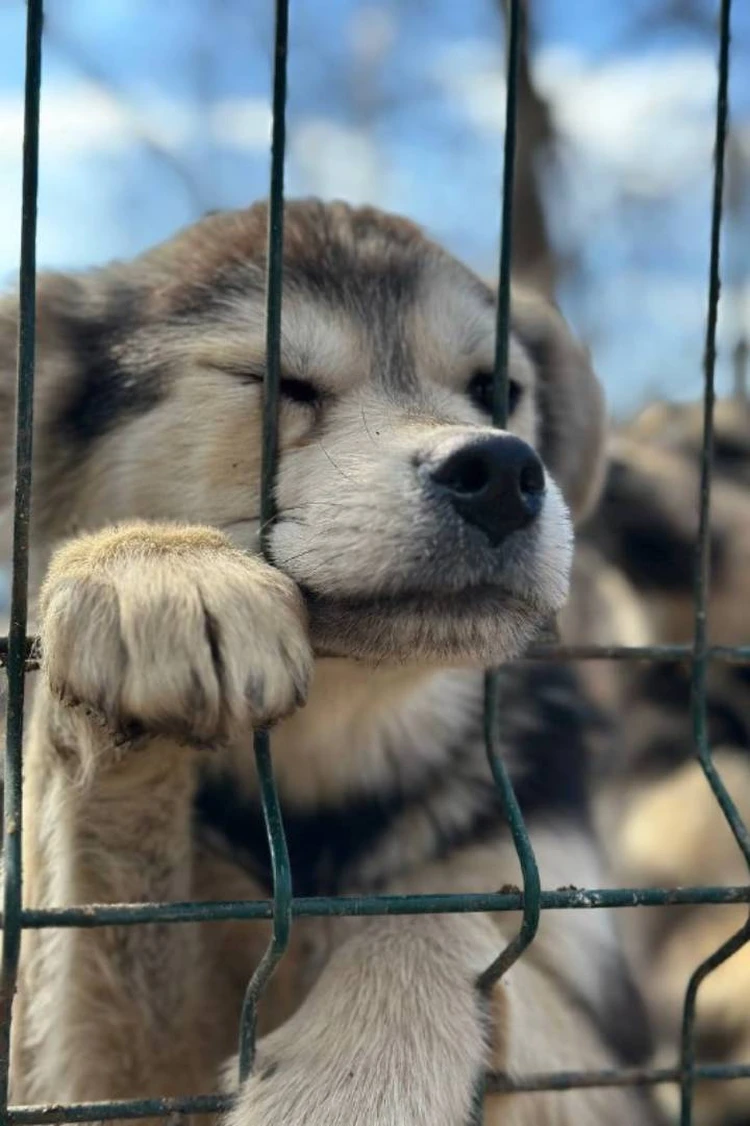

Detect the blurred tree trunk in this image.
[499,0,558,296]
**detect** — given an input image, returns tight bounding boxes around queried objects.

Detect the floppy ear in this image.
[511,288,606,524]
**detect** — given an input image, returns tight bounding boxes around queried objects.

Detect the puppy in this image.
[1,200,655,1125]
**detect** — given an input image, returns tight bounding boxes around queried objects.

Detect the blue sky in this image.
[0,0,748,417]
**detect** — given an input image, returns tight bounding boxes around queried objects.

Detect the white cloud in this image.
[434,41,506,135]
[0,84,193,160]
[0,77,391,282]
[433,40,716,196]
[0,86,126,158]
[208,99,271,149]
[288,118,382,203]
[0,87,384,278]
[349,6,398,66]
[0,83,273,163]
[538,46,715,195]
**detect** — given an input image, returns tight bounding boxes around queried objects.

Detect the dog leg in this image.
[12,522,312,1110]
[223,913,498,1126]
[224,832,654,1126]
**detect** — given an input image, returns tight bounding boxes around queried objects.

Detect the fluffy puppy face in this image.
[0,199,605,667]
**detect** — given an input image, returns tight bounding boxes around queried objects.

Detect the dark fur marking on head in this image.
[58,286,165,450]
[166,203,426,393]
[283,244,421,325]
[165,264,265,323]
[166,256,420,395]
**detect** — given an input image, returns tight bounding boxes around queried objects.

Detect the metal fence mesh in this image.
[0,0,746,1123]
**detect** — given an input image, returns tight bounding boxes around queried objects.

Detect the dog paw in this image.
[40,522,312,745]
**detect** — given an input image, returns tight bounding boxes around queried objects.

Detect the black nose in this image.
[429,435,545,545]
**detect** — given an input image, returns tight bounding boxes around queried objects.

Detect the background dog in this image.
[580,399,750,1126]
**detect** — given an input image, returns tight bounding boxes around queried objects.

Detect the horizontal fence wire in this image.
[1,0,748,1122]
[1,883,749,930]
[6,1062,750,1126]
[5,639,750,670]
[5,1063,750,1125]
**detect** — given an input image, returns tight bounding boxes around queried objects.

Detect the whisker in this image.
[318,442,355,482]
[272,545,325,569]
[360,406,378,447]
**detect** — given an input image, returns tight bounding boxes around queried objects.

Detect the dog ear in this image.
[511,288,606,524]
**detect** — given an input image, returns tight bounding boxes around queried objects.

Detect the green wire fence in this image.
[0,0,746,1123]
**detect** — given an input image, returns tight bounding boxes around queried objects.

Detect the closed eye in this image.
[230,367,322,408]
[467,370,522,417]
[279,376,320,406]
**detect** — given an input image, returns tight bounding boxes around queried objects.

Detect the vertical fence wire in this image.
[0,1,43,1119]
[687,0,746,868]
[236,0,292,1083]
[470,4,534,1121]
[479,0,540,994]
[680,1,745,1121]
